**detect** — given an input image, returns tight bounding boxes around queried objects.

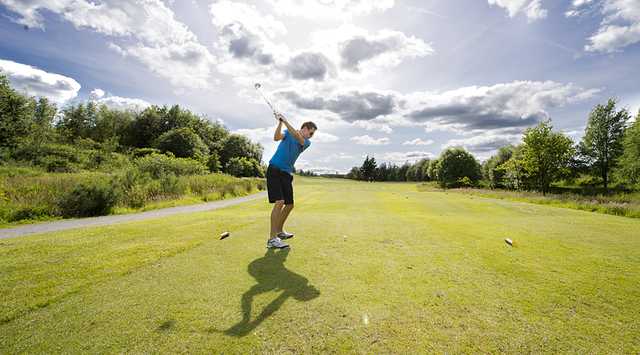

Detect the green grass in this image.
[1,177,638,353]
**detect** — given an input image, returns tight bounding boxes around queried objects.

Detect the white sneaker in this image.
[277,231,294,240]
[267,237,290,249]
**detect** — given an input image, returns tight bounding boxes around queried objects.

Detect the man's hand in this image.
[275,112,285,122]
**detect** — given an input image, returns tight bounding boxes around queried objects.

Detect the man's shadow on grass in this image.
[224,248,320,337]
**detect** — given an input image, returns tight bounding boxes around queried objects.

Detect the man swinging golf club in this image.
[266,112,317,249]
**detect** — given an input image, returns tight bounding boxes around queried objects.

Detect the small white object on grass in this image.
[220,231,230,240]
[505,238,514,246]
[362,313,369,325]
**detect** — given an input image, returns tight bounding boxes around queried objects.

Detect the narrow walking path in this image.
[0,191,267,239]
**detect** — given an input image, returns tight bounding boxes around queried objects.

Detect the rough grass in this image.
[0,167,265,226]
[419,183,640,219]
[0,177,638,353]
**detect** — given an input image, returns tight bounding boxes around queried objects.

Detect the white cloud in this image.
[313,131,339,143]
[95,96,150,111]
[264,0,395,19]
[403,138,434,146]
[0,59,80,103]
[233,127,273,143]
[378,151,434,164]
[405,81,600,133]
[567,0,640,52]
[89,88,105,99]
[1,0,215,89]
[352,120,393,133]
[488,0,548,22]
[350,135,390,145]
[312,25,433,75]
[443,130,522,158]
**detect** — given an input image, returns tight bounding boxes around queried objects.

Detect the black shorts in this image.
[266,165,294,205]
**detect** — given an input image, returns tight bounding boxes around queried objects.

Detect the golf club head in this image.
[254,83,261,90]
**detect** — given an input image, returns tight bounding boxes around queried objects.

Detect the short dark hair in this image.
[301,121,317,130]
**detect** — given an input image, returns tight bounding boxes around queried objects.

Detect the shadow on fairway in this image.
[224,248,320,337]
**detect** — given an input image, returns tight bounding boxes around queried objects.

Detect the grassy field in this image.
[1,177,638,353]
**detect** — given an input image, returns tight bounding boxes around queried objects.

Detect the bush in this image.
[40,156,77,173]
[58,181,120,217]
[131,147,162,159]
[135,153,207,178]
[225,157,263,177]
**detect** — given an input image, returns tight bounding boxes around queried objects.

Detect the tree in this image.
[617,112,640,186]
[427,159,440,181]
[501,145,530,190]
[220,134,263,167]
[346,166,361,180]
[360,155,377,181]
[436,148,481,188]
[154,127,209,162]
[0,73,35,149]
[483,145,515,188]
[579,99,630,190]
[521,121,575,194]
[414,158,430,181]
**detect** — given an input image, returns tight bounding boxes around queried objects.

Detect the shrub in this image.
[135,153,207,178]
[131,147,162,159]
[41,156,78,173]
[225,157,263,177]
[58,181,120,217]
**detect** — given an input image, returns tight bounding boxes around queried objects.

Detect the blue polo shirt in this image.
[269,129,311,174]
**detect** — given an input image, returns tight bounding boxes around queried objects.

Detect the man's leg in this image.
[277,204,294,233]
[270,200,285,239]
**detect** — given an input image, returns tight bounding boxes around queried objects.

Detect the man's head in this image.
[300,121,317,139]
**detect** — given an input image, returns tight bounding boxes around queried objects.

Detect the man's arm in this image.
[274,119,284,141]
[278,113,305,146]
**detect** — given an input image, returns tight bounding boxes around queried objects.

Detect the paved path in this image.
[0,191,267,239]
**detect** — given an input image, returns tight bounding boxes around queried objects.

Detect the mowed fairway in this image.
[1,177,639,353]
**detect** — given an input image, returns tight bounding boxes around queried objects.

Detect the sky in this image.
[1,0,639,174]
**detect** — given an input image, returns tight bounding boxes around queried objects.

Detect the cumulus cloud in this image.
[378,151,435,164]
[89,88,105,100]
[567,0,640,53]
[278,90,398,121]
[1,0,215,89]
[264,0,395,19]
[94,95,151,111]
[405,81,599,133]
[443,130,522,157]
[403,138,434,146]
[352,120,393,133]
[488,0,548,22]
[313,131,339,143]
[312,25,433,74]
[285,52,333,81]
[350,135,390,145]
[0,59,80,103]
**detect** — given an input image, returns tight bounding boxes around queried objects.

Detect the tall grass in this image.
[0,165,265,225]
[418,183,640,218]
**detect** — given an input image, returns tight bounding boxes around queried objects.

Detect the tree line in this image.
[347,99,640,194]
[0,73,264,177]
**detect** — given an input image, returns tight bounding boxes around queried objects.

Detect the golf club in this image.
[254,83,281,122]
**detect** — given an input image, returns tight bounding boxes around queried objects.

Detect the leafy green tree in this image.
[437,148,481,188]
[0,73,35,150]
[501,145,530,190]
[220,134,263,167]
[123,106,167,148]
[397,163,410,182]
[427,159,440,181]
[579,99,630,190]
[617,112,640,186]
[521,121,575,194]
[207,151,222,172]
[483,145,515,188]
[406,164,418,181]
[154,127,209,162]
[360,155,377,181]
[346,166,361,180]
[414,158,430,181]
